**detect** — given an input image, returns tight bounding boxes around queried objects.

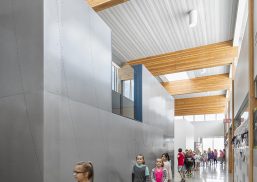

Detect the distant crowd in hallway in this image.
[177,148,226,182]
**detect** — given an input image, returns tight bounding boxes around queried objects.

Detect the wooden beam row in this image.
[118,64,134,80]
[175,95,226,116]
[128,41,238,76]
[162,73,231,95]
[87,0,128,12]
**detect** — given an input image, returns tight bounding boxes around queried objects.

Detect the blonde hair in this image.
[76,161,94,181]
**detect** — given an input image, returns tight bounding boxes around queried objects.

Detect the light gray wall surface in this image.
[174,119,194,170]
[44,92,170,182]
[234,21,249,116]
[44,1,174,182]
[0,0,43,181]
[142,66,174,137]
[44,0,111,112]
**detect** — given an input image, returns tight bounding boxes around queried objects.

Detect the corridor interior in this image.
[1,0,257,182]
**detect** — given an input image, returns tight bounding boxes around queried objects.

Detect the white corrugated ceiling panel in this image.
[99,0,238,65]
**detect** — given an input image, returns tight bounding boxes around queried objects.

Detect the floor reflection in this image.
[174,163,232,182]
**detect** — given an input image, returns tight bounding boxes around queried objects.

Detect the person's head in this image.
[161,153,170,162]
[136,154,145,165]
[156,158,164,168]
[178,148,182,153]
[73,162,94,182]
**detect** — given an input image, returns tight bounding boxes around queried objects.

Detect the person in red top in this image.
[177,148,185,182]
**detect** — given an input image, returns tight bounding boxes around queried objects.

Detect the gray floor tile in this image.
[173,163,232,182]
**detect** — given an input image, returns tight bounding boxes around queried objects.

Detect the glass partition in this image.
[111,63,135,120]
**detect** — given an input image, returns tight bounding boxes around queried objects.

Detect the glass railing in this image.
[112,64,135,120]
[112,90,134,120]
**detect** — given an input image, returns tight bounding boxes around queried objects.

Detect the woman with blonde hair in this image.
[73,161,94,182]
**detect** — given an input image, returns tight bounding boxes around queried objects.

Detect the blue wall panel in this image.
[133,64,143,122]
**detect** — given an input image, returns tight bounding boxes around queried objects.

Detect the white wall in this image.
[234,21,249,116]
[174,119,194,169]
[192,120,224,140]
[174,119,224,173]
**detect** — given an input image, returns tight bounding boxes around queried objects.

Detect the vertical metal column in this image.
[133,64,143,122]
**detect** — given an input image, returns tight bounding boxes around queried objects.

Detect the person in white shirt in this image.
[161,153,172,182]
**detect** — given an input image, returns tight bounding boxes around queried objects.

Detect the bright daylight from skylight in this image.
[165,72,189,82]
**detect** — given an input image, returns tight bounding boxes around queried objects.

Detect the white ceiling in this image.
[99,0,238,65]
[98,0,238,100]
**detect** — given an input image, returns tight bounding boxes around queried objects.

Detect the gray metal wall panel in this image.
[0,94,42,181]
[0,0,43,182]
[0,0,24,98]
[142,66,174,137]
[44,92,170,182]
[44,0,111,112]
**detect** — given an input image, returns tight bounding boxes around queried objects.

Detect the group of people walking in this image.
[177,148,226,182]
[201,148,226,166]
[72,148,225,182]
[132,153,172,182]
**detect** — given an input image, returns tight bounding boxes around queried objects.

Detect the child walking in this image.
[151,158,168,182]
[132,154,150,182]
[177,148,185,182]
[161,153,172,182]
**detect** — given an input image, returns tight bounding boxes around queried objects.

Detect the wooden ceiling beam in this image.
[162,73,231,95]
[175,95,226,116]
[87,0,128,12]
[118,64,134,80]
[128,41,238,76]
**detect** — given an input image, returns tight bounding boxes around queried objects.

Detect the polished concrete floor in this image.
[174,163,232,182]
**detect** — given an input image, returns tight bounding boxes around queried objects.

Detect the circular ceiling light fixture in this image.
[189,10,197,28]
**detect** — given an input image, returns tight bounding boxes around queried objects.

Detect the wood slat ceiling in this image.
[162,73,231,95]
[87,0,128,12]
[175,95,227,116]
[128,41,238,76]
